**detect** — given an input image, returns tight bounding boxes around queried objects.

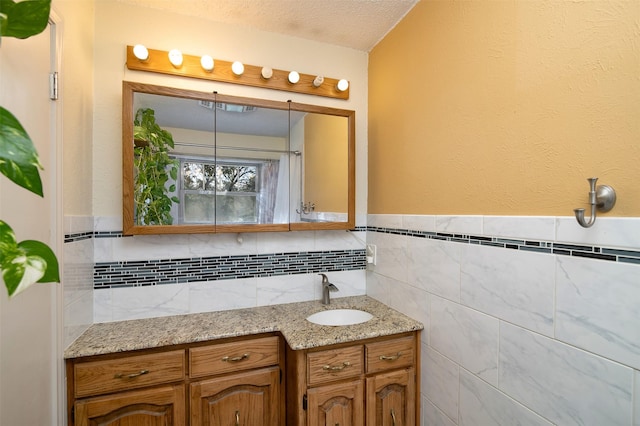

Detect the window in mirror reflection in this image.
[178,158,260,224]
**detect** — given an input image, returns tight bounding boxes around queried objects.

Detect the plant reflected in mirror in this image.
[133,108,179,225]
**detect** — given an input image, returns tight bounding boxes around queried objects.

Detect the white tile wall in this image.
[500,322,633,425]
[189,278,257,313]
[422,344,460,422]
[460,244,555,336]
[408,238,461,302]
[430,296,499,385]
[435,215,483,235]
[556,256,640,370]
[422,396,457,426]
[367,231,407,282]
[110,284,190,320]
[63,215,94,348]
[459,369,553,426]
[88,216,367,322]
[556,217,640,249]
[368,214,640,426]
[483,215,556,241]
[257,274,316,306]
[93,269,367,322]
[387,279,429,335]
[634,370,640,426]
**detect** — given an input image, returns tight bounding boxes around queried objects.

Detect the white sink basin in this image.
[306,309,373,326]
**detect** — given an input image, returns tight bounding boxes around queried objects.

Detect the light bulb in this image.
[132,44,149,61]
[313,76,324,87]
[232,61,244,76]
[261,67,273,79]
[288,71,300,84]
[168,49,183,68]
[200,55,214,72]
[336,79,349,92]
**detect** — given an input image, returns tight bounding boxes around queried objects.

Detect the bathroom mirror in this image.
[122,81,355,235]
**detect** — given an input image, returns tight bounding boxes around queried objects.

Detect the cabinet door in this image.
[75,384,185,426]
[190,366,280,426]
[365,368,415,426]
[307,379,364,426]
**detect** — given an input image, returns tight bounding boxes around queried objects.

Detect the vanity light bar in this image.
[125,45,349,100]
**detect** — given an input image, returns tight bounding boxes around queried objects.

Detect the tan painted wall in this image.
[93,2,368,221]
[369,0,640,216]
[58,0,94,216]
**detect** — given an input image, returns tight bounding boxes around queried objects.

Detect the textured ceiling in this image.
[114,0,418,51]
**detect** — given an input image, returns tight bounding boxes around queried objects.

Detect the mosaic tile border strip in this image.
[64,232,94,243]
[64,231,126,243]
[94,249,367,289]
[368,227,640,265]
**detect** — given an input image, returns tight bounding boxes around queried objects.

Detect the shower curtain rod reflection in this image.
[173,142,301,155]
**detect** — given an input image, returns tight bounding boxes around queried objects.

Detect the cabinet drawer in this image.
[74,350,186,398]
[366,335,415,374]
[189,336,279,378]
[307,345,363,386]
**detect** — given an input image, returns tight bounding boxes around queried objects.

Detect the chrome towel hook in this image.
[574,177,616,228]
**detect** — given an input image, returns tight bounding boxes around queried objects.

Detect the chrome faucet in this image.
[319,273,338,304]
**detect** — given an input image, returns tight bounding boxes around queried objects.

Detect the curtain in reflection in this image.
[259,154,292,224]
[259,160,279,223]
[273,154,291,224]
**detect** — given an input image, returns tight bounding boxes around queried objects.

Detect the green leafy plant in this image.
[133,108,179,225]
[0,0,60,297]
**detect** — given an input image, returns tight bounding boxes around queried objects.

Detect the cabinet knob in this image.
[235,410,240,426]
[391,408,397,426]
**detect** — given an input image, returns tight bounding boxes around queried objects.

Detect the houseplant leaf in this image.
[0,106,44,196]
[0,0,51,39]
[0,221,59,297]
[0,0,59,299]
[19,239,59,282]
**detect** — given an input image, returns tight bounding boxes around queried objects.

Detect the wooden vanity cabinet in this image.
[189,336,282,426]
[66,334,284,426]
[366,368,415,426]
[69,349,187,426]
[307,379,365,426]
[365,336,416,426]
[74,383,186,426]
[286,332,419,426]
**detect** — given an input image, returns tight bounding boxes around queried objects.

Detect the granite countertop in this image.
[64,295,423,359]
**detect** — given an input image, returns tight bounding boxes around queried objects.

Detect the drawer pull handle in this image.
[322,361,351,371]
[391,408,397,425]
[235,410,240,426]
[222,353,249,363]
[379,352,401,361]
[114,369,149,379]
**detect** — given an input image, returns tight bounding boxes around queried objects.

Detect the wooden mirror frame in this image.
[122,81,355,235]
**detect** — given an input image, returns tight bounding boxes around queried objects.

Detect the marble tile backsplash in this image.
[66,216,367,324]
[367,214,640,426]
[63,216,94,348]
